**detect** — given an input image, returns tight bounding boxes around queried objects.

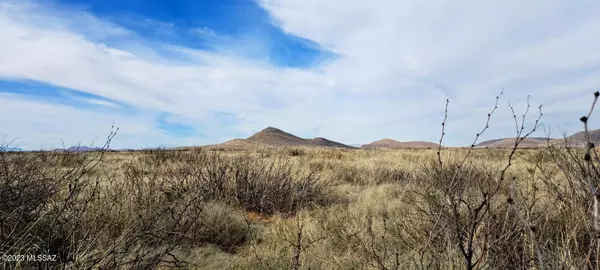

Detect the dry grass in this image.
[2,144,598,269]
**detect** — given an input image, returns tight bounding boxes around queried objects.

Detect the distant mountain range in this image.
[204,127,438,150]
[474,129,600,148]
[201,126,600,150]
[1,146,112,152]
[7,127,599,152]
[1,147,24,152]
[54,146,106,152]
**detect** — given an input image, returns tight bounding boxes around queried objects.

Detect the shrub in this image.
[229,156,335,215]
[0,145,255,269]
[286,148,305,157]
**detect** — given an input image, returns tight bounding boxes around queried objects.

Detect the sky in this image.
[1,0,600,150]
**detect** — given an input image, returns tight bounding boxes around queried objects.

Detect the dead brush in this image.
[129,149,337,217]
[0,128,251,269]
[527,91,600,269]
[413,92,546,270]
[0,128,120,269]
[286,148,305,157]
[228,156,336,216]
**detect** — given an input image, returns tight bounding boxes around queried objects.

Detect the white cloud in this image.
[0,93,201,149]
[0,0,599,147]
[190,27,218,39]
[80,98,120,107]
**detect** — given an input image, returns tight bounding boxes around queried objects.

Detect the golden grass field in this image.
[1,144,598,269]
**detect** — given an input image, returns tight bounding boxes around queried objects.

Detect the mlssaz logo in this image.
[30,254,58,262]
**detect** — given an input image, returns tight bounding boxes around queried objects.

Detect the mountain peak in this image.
[246,127,307,146]
[244,127,354,148]
[261,126,284,133]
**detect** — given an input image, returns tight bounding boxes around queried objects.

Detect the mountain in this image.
[474,139,504,147]
[361,139,439,149]
[473,130,600,148]
[562,129,600,146]
[68,146,103,152]
[307,137,353,148]
[476,137,551,148]
[54,146,106,152]
[1,147,23,152]
[482,138,549,148]
[246,127,308,147]
[214,127,355,149]
[473,129,600,148]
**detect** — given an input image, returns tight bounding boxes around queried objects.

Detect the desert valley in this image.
[4,114,600,269]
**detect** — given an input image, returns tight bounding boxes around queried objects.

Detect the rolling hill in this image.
[482,138,550,148]
[199,128,600,150]
[246,127,310,147]
[476,137,550,148]
[307,137,354,148]
[54,146,106,152]
[0,147,24,152]
[361,139,439,149]
[209,127,355,149]
[561,129,600,146]
[474,129,600,148]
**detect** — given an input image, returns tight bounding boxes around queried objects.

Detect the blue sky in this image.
[1,0,600,149]
[52,0,332,67]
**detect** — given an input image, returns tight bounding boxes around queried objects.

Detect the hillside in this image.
[0,147,24,152]
[209,127,355,149]
[362,139,439,149]
[474,130,600,148]
[562,129,600,146]
[204,128,600,150]
[54,146,106,152]
[474,139,503,147]
[483,138,549,148]
[476,137,550,148]
[307,137,353,148]
[246,127,308,147]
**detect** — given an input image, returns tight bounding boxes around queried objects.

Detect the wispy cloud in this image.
[80,98,120,107]
[190,26,219,39]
